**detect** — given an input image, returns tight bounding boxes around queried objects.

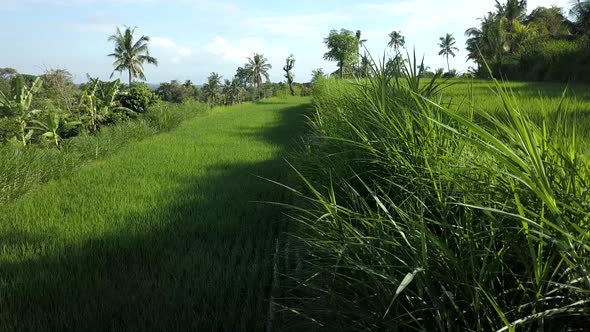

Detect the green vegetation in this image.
[388,30,405,51]
[3,0,590,330]
[466,0,590,81]
[0,97,309,330]
[279,58,590,330]
[0,101,207,205]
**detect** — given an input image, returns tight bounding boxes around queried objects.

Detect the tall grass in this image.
[0,101,207,204]
[281,57,590,331]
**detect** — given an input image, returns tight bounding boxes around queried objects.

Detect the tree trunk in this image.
[289,80,295,96]
[447,56,450,74]
[128,70,132,87]
[340,57,344,79]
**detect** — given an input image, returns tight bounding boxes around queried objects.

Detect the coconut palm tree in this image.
[387,30,405,53]
[495,0,527,23]
[438,33,459,73]
[202,72,222,105]
[108,26,158,86]
[244,53,272,95]
[356,30,367,55]
[571,0,590,32]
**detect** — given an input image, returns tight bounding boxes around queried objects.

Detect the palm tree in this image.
[438,33,459,73]
[356,30,367,55]
[359,54,371,78]
[387,30,405,53]
[244,53,272,95]
[355,30,369,75]
[495,0,527,23]
[108,26,158,86]
[202,72,222,105]
[571,0,590,32]
[465,26,483,65]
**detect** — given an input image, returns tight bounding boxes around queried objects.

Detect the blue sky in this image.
[0,0,571,84]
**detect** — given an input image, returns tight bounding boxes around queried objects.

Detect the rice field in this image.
[0,97,309,331]
[1,73,589,331]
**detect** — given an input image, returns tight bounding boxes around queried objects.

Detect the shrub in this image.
[144,99,207,132]
[118,84,160,114]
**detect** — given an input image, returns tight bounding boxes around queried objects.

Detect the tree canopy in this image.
[323,29,358,79]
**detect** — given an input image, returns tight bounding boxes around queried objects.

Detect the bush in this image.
[118,84,161,114]
[145,99,208,132]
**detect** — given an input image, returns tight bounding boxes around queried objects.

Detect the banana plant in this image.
[0,77,43,146]
[79,77,128,132]
[28,110,82,147]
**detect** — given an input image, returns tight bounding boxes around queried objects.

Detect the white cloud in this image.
[68,11,117,33]
[151,37,193,64]
[361,1,494,34]
[243,13,349,38]
[361,0,571,34]
[206,36,288,64]
[204,36,292,81]
[223,3,239,13]
[78,11,117,33]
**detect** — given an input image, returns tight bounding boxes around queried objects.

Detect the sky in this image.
[0,0,573,84]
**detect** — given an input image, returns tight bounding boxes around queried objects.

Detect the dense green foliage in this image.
[466,0,590,82]
[279,60,590,330]
[119,83,161,113]
[323,29,359,78]
[157,80,201,104]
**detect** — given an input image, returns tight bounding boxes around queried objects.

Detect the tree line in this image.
[322,28,460,79]
[321,0,590,82]
[466,0,590,81]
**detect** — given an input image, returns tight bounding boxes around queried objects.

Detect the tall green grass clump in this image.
[283,56,590,331]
